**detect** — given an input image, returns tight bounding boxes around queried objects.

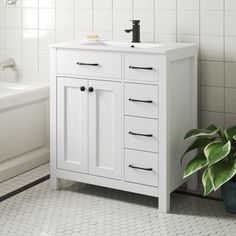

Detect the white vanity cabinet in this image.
[50,42,198,213]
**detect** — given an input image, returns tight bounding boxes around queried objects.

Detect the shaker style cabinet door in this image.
[88,80,122,180]
[57,77,88,173]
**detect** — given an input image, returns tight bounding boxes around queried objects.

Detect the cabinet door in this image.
[57,77,88,173]
[89,80,122,179]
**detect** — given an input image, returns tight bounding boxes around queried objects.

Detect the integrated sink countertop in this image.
[50,40,197,54]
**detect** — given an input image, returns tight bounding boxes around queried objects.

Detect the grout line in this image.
[0,175,50,203]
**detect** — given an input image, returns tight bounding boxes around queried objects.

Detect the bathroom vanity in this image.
[50,41,198,213]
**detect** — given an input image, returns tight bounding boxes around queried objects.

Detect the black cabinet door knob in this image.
[88,87,94,92]
[80,86,86,91]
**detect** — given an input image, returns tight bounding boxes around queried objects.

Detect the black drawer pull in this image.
[129,165,153,171]
[129,98,153,103]
[129,131,153,137]
[77,62,99,66]
[129,66,153,70]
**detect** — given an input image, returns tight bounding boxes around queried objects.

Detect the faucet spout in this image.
[125,20,141,43]
[0,58,15,71]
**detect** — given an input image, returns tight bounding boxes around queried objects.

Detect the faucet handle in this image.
[130,20,140,25]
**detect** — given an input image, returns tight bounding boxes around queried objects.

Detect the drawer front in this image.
[57,49,122,79]
[125,116,158,153]
[125,83,158,119]
[125,53,158,82]
[125,149,158,187]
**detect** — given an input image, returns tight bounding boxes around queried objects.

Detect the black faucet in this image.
[125,20,140,43]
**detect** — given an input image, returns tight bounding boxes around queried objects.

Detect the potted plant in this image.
[182,124,236,213]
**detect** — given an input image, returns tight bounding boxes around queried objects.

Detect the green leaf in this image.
[184,153,208,178]
[209,159,236,191]
[202,169,214,196]
[224,126,236,141]
[233,135,236,141]
[204,141,231,166]
[183,124,219,141]
[181,138,212,164]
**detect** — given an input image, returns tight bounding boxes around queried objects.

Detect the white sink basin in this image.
[81,41,163,49]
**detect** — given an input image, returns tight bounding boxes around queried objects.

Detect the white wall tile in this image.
[22,0,38,8]
[134,0,154,10]
[200,36,224,61]
[225,0,236,10]
[22,8,38,29]
[22,50,38,71]
[177,10,199,35]
[177,0,199,10]
[225,88,236,113]
[56,30,74,43]
[133,10,154,34]
[93,0,112,9]
[113,9,132,32]
[56,9,74,30]
[155,0,176,10]
[225,62,236,88]
[22,30,38,50]
[93,9,112,32]
[225,37,236,62]
[200,11,223,36]
[200,86,224,112]
[199,111,224,128]
[225,11,236,37]
[200,0,224,10]
[75,9,93,31]
[155,10,176,34]
[200,61,224,87]
[225,113,236,128]
[39,9,55,29]
[39,30,55,50]
[75,0,92,9]
[6,8,21,29]
[6,29,21,49]
[56,0,74,9]
[39,0,56,8]
[113,0,132,9]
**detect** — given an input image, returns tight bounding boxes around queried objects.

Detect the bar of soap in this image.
[86,35,99,41]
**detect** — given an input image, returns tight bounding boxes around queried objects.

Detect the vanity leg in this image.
[187,173,198,191]
[51,176,61,190]
[159,193,170,213]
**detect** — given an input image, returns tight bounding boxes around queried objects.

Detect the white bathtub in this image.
[0,81,50,182]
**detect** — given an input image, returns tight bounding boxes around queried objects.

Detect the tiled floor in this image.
[0,165,235,236]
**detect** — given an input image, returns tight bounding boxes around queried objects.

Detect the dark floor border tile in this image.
[0,175,50,203]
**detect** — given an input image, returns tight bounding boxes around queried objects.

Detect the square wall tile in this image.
[56,9,74,30]
[22,29,38,50]
[200,0,224,10]
[200,11,223,36]
[39,0,55,8]
[177,0,199,10]
[225,11,236,37]
[225,62,236,88]
[113,0,132,9]
[93,9,112,32]
[22,8,38,29]
[93,0,112,9]
[200,36,224,61]
[200,61,224,87]
[134,0,154,9]
[6,8,21,29]
[113,9,132,32]
[155,10,176,34]
[56,0,74,9]
[225,0,236,10]
[6,29,21,49]
[22,0,38,8]
[155,34,177,43]
[225,88,236,113]
[133,10,154,34]
[39,30,55,50]
[75,0,92,9]
[39,9,55,29]
[199,111,224,128]
[155,0,176,10]
[22,50,38,71]
[56,30,74,43]
[225,37,236,62]
[225,113,236,128]
[200,86,224,112]
[75,9,93,31]
[177,10,199,35]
